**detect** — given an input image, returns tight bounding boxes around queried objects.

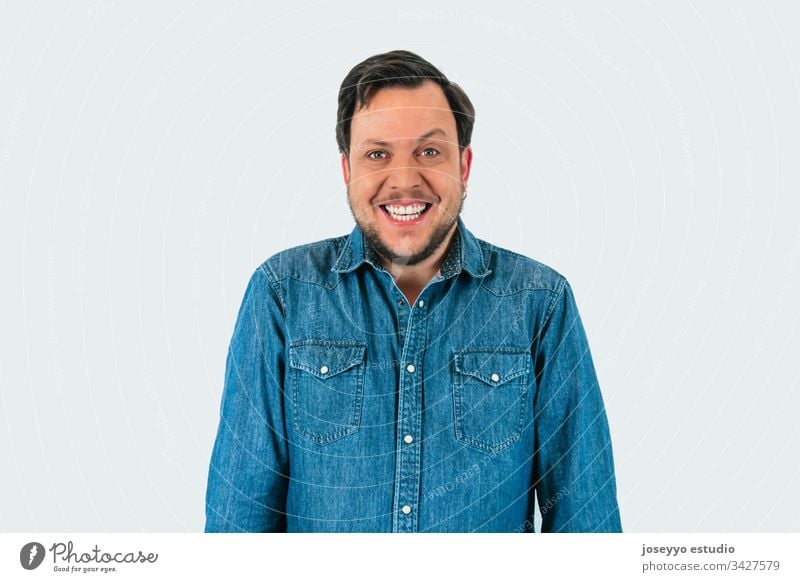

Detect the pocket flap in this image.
[454,348,530,386]
[289,340,366,379]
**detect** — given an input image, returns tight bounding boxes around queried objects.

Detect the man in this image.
[204,50,622,532]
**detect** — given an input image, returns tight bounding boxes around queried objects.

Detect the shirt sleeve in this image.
[204,265,289,532]
[532,278,622,532]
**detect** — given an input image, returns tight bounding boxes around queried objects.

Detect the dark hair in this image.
[336,50,475,155]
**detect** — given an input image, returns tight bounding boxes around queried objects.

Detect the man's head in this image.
[337,50,475,267]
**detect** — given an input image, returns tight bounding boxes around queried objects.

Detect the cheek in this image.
[430,172,462,199]
[347,182,376,210]
[350,175,381,200]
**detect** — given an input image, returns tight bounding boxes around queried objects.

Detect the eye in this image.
[367,150,387,160]
[419,147,439,158]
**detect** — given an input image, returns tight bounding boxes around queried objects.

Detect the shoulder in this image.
[257,234,349,288]
[475,237,567,297]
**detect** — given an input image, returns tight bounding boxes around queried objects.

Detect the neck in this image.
[381,222,458,289]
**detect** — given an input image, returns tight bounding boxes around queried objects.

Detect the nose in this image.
[384,157,422,192]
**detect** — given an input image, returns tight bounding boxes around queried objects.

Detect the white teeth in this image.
[389,212,420,221]
[384,202,428,221]
[385,203,427,215]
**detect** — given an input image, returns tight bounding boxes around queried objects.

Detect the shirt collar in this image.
[332,216,491,279]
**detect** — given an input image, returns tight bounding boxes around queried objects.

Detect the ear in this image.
[460,146,473,187]
[340,153,350,185]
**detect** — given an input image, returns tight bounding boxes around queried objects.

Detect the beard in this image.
[347,187,463,267]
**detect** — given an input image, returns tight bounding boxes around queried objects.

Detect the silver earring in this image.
[462,189,468,200]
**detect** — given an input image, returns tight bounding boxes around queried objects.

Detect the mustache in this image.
[373,193,437,205]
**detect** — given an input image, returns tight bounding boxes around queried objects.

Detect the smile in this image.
[380,202,431,222]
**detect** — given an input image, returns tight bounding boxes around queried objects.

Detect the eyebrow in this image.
[359,128,449,148]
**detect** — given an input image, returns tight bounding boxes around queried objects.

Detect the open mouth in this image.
[380,202,432,223]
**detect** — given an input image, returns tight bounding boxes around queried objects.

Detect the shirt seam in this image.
[479,283,562,298]
[540,275,568,333]
[258,262,287,318]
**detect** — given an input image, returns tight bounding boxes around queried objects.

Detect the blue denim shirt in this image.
[205,217,621,532]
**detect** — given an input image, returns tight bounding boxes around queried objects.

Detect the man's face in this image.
[342,80,472,267]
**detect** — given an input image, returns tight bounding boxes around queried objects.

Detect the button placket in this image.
[394,293,409,340]
[392,291,427,533]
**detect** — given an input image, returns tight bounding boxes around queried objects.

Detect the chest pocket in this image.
[289,340,366,445]
[453,348,531,454]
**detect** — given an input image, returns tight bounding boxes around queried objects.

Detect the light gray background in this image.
[1,0,798,532]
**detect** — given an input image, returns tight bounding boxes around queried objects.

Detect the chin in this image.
[382,240,427,259]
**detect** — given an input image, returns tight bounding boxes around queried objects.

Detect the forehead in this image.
[350,81,457,142]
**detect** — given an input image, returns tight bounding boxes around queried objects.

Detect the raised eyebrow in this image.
[417,128,448,142]
[362,138,391,149]
[359,128,451,149]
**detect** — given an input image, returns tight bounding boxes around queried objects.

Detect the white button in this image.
[401,505,412,515]
[418,299,424,307]
[404,434,414,444]
[320,365,329,375]
[406,364,415,373]
[491,373,500,382]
